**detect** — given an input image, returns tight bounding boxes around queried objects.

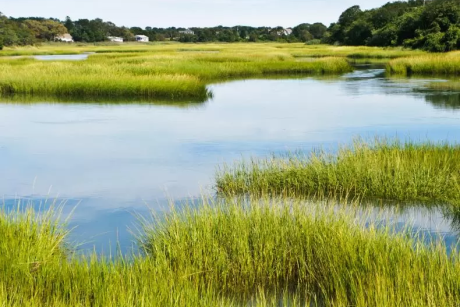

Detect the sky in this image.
[2,0,394,28]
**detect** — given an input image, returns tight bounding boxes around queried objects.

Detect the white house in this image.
[55,33,74,42]
[277,28,293,36]
[107,36,124,43]
[135,35,149,42]
[284,28,293,36]
[179,29,195,35]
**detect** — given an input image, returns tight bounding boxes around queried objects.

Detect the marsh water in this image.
[1,65,460,253]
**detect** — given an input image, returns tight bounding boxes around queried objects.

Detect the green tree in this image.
[338,5,363,28]
[345,20,373,45]
[442,24,460,51]
[368,24,398,46]
[309,23,327,39]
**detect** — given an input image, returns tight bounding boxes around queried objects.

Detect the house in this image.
[55,33,74,42]
[277,28,293,36]
[179,29,195,35]
[107,36,124,43]
[135,35,149,42]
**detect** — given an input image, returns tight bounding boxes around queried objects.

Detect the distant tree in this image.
[24,19,67,41]
[239,28,248,40]
[338,5,363,28]
[368,24,398,46]
[64,16,74,32]
[420,0,460,32]
[442,24,460,51]
[309,23,327,39]
[248,33,258,42]
[345,20,373,45]
[395,8,423,45]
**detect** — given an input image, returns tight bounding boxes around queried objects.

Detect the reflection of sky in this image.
[1,69,460,252]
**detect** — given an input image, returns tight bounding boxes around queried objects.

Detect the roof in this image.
[135,35,148,38]
[58,33,73,39]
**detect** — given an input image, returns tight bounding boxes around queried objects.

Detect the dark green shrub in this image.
[345,20,373,45]
[442,25,460,51]
[368,25,398,47]
[424,32,445,52]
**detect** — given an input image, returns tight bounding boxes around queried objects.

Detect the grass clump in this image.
[0,204,68,282]
[0,203,233,307]
[1,198,460,306]
[387,51,460,75]
[142,199,460,306]
[216,139,460,205]
[0,60,211,101]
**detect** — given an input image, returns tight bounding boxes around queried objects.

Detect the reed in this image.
[142,198,460,306]
[387,51,460,75]
[2,198,459,306]
[216,139,460,206]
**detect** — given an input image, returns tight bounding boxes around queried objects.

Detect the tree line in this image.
[326,0,460,52]
[0,12,327,49]
[3,0,460,52]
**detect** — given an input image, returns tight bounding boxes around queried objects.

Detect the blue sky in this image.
[3,0,393,28]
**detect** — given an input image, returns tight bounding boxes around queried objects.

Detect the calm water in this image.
[33,54,91,61]
[1,66,460,253]
[6,54,91,61]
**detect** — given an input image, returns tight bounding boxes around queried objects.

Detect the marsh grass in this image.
[387,51,460,75]
[1,197,459,306]
[0,45,353,101]
[290,45,424,59]
[142,198,460,306]
[216,139,460,206]
[0,43,427,101]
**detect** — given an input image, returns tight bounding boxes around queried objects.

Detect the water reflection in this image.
[422,91,460,110]
[1,68,460,253]
[3,195,459,255]
[0,94,208,108]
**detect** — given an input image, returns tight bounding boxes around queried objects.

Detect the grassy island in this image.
[387,52,460,76]
[216,140,460,206]
[1,198,459,307]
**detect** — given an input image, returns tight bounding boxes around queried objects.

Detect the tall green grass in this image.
[0,203,232,307]
[142,199,460,306]
[216,139,460,206]
[387,51,460,75]
[291,46,424,59]
[1,198,459,306]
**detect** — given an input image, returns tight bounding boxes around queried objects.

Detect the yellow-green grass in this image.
[216,139,460,206]
[387,51,460,76]
[0,43,425,58]
[289,45,425,59]
[0,43,429,101]
[2,198,460,306]
[0,44,356,101]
